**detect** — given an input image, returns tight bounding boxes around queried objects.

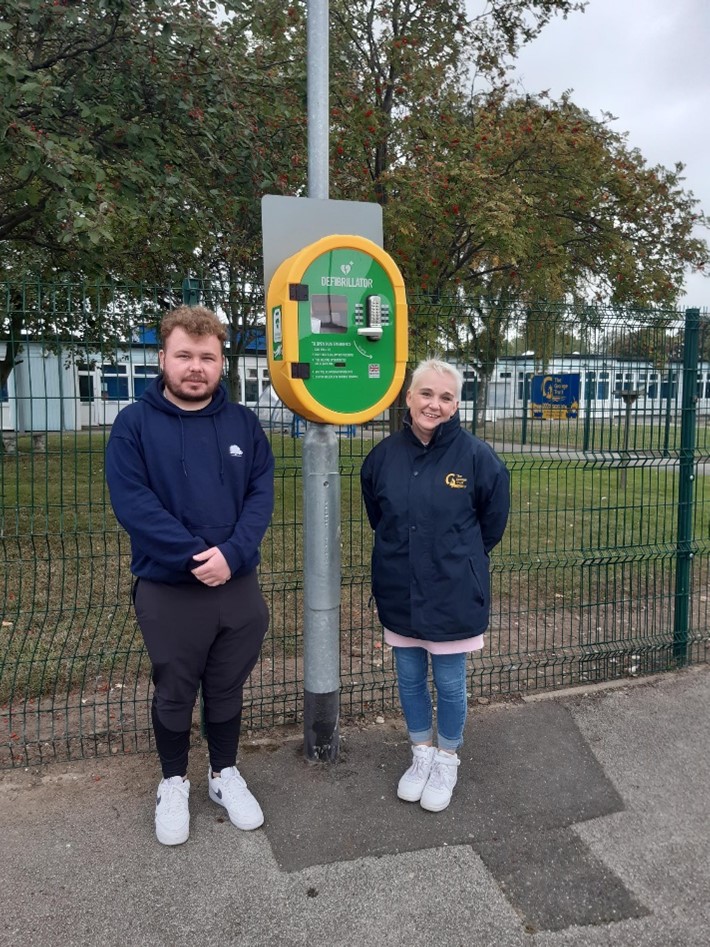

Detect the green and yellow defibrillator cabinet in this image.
[266,234,408,425]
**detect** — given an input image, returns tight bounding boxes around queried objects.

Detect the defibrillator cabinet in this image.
[266,234,408,425]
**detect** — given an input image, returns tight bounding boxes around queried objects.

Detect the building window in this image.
[461,380,477,402]
[517,372,526,400]
[660,373,677,400]
[133,365,160,398]
[101,364,129,400]
[78,374,94,403]
[615,372,633,392]
[244,368,259,403]
[588,374,609,400]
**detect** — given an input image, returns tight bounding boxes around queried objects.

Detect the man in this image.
[106,305,274,846]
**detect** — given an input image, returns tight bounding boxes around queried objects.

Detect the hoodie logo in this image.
[445,472,467,489]
[229,444,244,457]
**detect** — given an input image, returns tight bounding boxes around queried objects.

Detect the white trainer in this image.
[208,765,264,830]
[155,775,190,846]
[397,744,436,802]
[420,751,460,812]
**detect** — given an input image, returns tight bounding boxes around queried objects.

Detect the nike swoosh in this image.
[214,788,222,799]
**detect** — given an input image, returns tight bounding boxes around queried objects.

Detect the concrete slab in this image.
[253,701,646,931]
[0,665,708,947]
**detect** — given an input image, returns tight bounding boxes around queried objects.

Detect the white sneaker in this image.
[420,751,460,812]
[155,776,190,846]
[397,744,436,802]
[208,765,264,830]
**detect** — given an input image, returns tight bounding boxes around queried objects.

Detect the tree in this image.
[388,94,707,303]
[2,1,245,256]
[327,0,585,198]
[0,0,307,390]
[111,5,309,401]
[322,2,707,303]
[320,2,708,420]
[3,0,708,407]
[607,323,679,367]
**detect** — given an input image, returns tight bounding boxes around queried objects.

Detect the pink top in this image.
[384,628,485,654]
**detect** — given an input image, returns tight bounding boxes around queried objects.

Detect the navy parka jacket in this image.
[360,410,510,642]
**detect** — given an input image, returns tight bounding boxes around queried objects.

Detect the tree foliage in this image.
[2,0,708,391]
[3,2,226,259]
[0,0,305,387]
[320,0,709,424]
[325,1,707,309]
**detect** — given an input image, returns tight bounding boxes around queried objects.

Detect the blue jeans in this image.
[393,647,468,751]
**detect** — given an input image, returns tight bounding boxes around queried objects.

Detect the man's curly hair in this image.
[160,306,228,347]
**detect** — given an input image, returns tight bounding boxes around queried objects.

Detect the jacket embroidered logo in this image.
[445,473,467,489]
[229,445,244,457]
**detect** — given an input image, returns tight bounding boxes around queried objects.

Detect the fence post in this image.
[662,371,674,458]
[673,308,699,666]
[583,372,592,452]
[470,377,478,437]
[521,373,530,446]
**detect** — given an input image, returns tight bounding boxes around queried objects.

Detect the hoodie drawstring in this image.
[176,414,223,482]
[212,416,224,483]
[179,416,188,478]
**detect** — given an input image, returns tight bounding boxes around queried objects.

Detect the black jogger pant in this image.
[133,570,269,777]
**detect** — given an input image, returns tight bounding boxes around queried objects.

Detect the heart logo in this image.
[340,264,351,275]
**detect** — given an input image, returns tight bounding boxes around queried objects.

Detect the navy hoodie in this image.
[105,377,274,584]
[361,410,510,641]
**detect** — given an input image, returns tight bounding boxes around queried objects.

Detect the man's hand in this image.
[191,548,232,587]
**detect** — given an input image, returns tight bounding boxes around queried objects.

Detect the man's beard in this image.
[162,370,220,403]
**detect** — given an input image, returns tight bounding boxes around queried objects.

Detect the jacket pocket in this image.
[468,558,486,605]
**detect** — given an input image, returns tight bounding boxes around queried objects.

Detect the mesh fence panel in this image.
[1,282,708,766]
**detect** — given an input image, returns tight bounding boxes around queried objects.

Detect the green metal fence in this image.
[2,281,709,767]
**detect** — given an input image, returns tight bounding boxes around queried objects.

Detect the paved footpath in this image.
[1,664,708,947]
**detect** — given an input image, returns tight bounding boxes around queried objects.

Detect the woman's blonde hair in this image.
[409,359,463,400]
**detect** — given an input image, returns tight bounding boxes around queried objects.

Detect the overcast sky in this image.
[481,0,710,309]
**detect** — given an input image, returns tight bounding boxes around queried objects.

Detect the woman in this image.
[361,359,510,812]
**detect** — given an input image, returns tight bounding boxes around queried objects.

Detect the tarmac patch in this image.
[251,701,649,932]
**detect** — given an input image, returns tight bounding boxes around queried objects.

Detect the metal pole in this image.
[673,308,700,666]
[303,425,341,759]
[303,0,340,760]
[307,0,329,202]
